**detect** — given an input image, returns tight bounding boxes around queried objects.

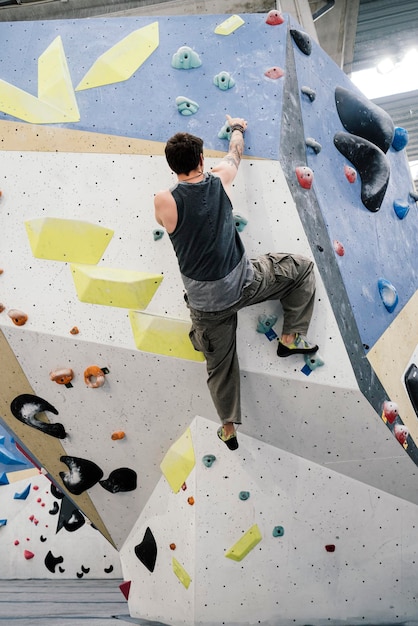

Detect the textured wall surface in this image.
[0,11,417,625]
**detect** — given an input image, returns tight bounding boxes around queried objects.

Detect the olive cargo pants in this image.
[188,253,316,425]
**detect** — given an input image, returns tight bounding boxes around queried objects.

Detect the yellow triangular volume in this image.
[160,427,195,493]
[129,311,205,362]
[172,557,192,589]
[214,15,245,35]
[76,22,159,91]
[25,217,113,263]
[71,265,163,309]
[225,524,262,562]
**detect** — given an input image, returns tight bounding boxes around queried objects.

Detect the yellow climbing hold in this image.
[129,312,205,361]
[160,427,195,493]
[214,15,245,35]
[76,22,159,91]
[0,36,80,124]
[25,218,113,263]
[71,265,163,309]
[225,524,262,562]
[172,557,192,589]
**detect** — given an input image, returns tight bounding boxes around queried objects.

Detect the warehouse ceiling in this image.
[0,0,416,163]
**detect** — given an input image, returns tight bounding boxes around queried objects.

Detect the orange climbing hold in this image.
[0,268,3,274]
[50,368,74,385]
[0,303,5,313]
[70,326,79,335]
[187,496,195,505]
[169,543,176,550]
[295,166,314,189]
[111,431,126,440]
[8,309,28,326]
[84,365,106,388]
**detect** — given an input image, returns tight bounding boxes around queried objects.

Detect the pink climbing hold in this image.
[266,9,284,25]
[382,400,398,424]
[344,164,357,183]
[264,66,284,80]
[295,166,314,189]
[333,240,345,257]
[119,580,131,600]
[24,550,35,560]
[394,424,408,446]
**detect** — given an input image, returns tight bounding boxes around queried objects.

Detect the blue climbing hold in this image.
[176,96,199,116]
[273,526,284,537]
[392,127,409,151]
[0,519,7,527]
[0,444,27,465]
[213,71,235,90]
[153,229,164,241]
[202,454,216,468]
[14,483,31,500]
[171,46,202,70]
[393,199,409,220]
[234,214,248,232]
[239,491,250,501]
[378,278,398,313]
[0,472,9,485]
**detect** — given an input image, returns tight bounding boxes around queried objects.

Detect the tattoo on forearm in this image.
[225,132,244,169]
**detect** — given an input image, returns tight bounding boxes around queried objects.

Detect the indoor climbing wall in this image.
[0,424,121,579]
[0,10,417,625]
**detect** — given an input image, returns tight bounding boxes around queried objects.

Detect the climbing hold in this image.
[213,71,235,90]
[272,526,284,537]
[7,309,28,326]
[175,96,199,116]
[218,121,232,140]
[266,9,284,25]
[99,467,137,493]
[51,484,64,499]
[334,132,390,212]
[296,166,314,189]
[10,394,66,439]
[81,565,90,574]
[14,539,19,545]
[256,313,278,336]
[303,352,324,372]
[119,581,131,601]
[134,526,157,573]
[0,472,9,485]
[404,364,418,418]
[160,427,195,493]
[24,550,35,560]
[378,278,398,313]
[325,544,336,552]
[111,431,126,441]
[59,456,104,495]
[153,228,164,241]
[0,443,26,465]
[214,14,245,36]
[84,365,106,388]
[409,190,418,202]
[392,127,408,151]
[333,240,345,256]
[0,519,7,527]
[225,524,262,562]
[181,482,187,491]
[394,424,409,446]
[393,199,409,220]
[239,491,250,501]
[104,565,114,574]
[234,213,248,232]
[14,484,31,500]
[49,501,59,515]
[171,46,201,70]
[63,509,85,532]
[45,550,64,573]
[69,326,79,335]
[187,496,195,505]
[301,86,316,102]
[344,165,357,183]
[172,557,192,588]
[202,454,216,468]
[49,368,74,386]
[335,86,394,153]
[264,66,284,80]
[290,29,312,55]
[382,400,398,424]
[305,137,322,154]
[0,303,5,313]
[169,543,176,550]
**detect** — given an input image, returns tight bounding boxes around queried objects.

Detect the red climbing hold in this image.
[181,482,187,491]
[333,240,345,257]
[325,544,336,552]
[266,9,284,25]
[394,424,408,445]
[296,166,314,189]
[119,580,131,601]
[14,540,19,546]
[344,164,357,183]
[264,66,284,80]
[382,400,398,424]
[24,550,35,560]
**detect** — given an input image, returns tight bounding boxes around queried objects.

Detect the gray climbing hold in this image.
[305,137,322,154]
[290,28,312,55]
[301,86,316,102]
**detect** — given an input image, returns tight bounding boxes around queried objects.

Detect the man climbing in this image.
[154,115,318,450]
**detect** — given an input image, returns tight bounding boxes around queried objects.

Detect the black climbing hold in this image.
[58,566,65,573]
[76,572,84,579]
[63,508,85,532]
[301,86,316,102]
[290,28,312,55]
[316,245,324,252]
[335,86,395,153]
[333,132,390,212]
[99,467,137,493]
[405,363,418,418]
[134,526,157,573]
[10,394,66,439]
[44,550,64,573]
[50,484,64,499]
[81,565,90,574]
[59,456,104,495]
[39,535,47,542]
[49,501,59,515]
[104,564,114,574]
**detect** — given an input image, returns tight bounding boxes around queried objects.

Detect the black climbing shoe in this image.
[277,333,318,357]
[217,426,239,450]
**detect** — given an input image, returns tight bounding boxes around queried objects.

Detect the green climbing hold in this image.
[202,454,216,468]
[153,229,164,241]
[239,491,250,501]
[171,46,201,70]
[272,525,284,537]
[234,214,248,232]
[176,96,199,116]
[213,71,235,90]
